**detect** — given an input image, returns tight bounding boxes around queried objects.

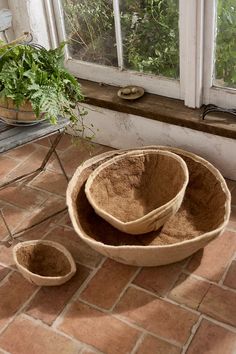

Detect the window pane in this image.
[120,0,179,78]
[215,0,236,89]
[61,0,118,66]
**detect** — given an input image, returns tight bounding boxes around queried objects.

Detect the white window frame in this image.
[45,0,236,109]
[46,0,181,100]
[203,0,236,109]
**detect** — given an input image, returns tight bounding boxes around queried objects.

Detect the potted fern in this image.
[0,38,84,125]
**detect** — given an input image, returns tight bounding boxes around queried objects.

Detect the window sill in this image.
[80,79,236,140]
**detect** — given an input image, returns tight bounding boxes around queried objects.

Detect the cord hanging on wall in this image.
[201,104,236,120]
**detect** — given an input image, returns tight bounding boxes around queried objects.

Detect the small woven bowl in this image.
[13,240,76,286]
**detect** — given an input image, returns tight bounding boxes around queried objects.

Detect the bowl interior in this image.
[16,244,72,277]
[88,152,186,222]
[75,152,227,247]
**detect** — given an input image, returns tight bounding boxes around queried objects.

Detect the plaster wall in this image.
[74,104,236,180]
[0,0,14,41]
[8,0,50,47]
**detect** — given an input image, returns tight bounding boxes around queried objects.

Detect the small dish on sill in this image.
[117,86,144,100]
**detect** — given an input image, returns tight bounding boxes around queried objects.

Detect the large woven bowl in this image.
[85,150,189,234]
[13,240,76,286]
[67,146,231,266]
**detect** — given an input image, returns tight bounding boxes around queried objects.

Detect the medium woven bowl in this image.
[85,150,189,234]
[13,240,76,286]
[67,146,230,266]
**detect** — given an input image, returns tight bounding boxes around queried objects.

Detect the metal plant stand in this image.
[0,118,69,245]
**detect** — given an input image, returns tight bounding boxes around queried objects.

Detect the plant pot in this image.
[85,149,189,234]
[0,98,44,124]
[13,240,76,286]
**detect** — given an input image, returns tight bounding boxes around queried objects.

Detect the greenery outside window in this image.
[49,0,236,109]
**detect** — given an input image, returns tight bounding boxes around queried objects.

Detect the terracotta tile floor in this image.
[0,133,235,354]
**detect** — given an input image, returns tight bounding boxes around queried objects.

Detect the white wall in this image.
[73,104,236,180]
[0,0,14,41]
[7,0,50,47]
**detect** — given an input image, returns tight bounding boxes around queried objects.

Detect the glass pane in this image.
[61,0,118,66]
[215,0,236,89]
[120,0,179,78]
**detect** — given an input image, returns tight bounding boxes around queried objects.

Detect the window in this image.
[215,0,236,89]
[48,0,236,108]
[203,0,236,109]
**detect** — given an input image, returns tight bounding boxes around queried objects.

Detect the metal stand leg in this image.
[0,131,64,190]
[0,131,69,245]
[49,136,69,182]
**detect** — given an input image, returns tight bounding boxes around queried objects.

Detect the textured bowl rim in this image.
[13,240,76,279]
[66,145,231,250]
[85,149,189,227]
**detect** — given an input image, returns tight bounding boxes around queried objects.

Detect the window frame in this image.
[47,0,236,109]
[48,0,182,100]
[203,0,236,109]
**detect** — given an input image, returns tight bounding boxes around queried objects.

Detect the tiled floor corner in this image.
[0,133,235,354]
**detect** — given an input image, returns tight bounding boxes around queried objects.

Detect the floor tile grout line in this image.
[21,313,84,352]
[0,263,15,272]
[0,188,54,213]
[24,259,96,325]
[130,332,146,354]
[181,315,203,354]
[226,226,236,232]
[2,139,71,187]
[0,270,14,288]
[51,257,107,329]
[40,223,103,270]
[130,283,200,315]
[13,202,66,239]
[16,215,57,243]
[51,223,75,232]
[181,313,236,354]
[201,314,236,333]
[113,312,183,348]
[77,296,183,349]
[2,145,47,181]
[79,345,105,354]
[181,270,217,285]
[0,286,41,338]
[218,251,236,286]
[0,194,62,241]
[164,271,185,299]
[2,147,38,163]
[24,183,66,200]
[162,263,191,300]
[28,184,66,198]
[109,267,141,312]
[23,314,107,354]
[78,298,110,314]
[182,270,236,293]
[0,205,33,239]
